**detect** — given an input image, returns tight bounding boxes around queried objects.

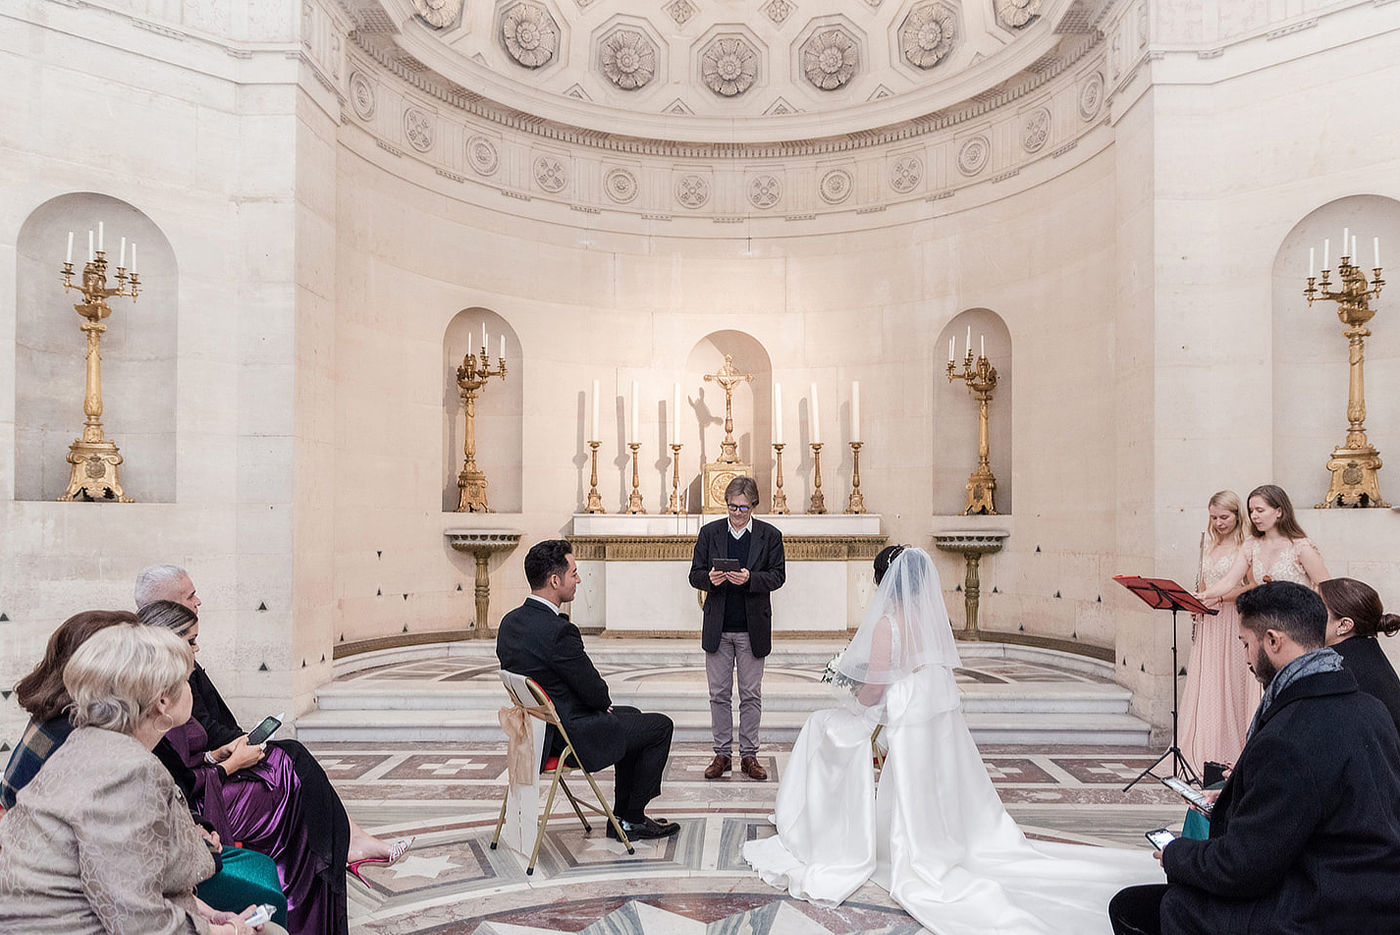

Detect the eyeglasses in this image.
[726,503,751,513]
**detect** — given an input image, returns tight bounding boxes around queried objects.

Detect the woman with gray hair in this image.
[0,623,280,934]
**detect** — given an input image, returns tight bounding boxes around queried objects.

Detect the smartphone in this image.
[1145,828,1176,850]
[245,904,276,927]
[1162,776,1213,814]
[246,713,284,746]
[712,558,742,572]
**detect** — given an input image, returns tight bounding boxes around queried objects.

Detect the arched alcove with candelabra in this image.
[441,308,523,513]
[1271,195,1400,509]
[13,192,177,503]
[682,332,774,513]
[933,309,1013,516]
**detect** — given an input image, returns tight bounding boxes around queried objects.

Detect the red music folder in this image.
[1112,575,1218,616]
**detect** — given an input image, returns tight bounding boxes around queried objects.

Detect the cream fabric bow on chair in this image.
[496,672,549,856]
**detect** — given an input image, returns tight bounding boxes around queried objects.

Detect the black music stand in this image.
[1113,575,1216,791]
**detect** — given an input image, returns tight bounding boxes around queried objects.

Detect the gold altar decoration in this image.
[702,355,754,514]
[626,442,647,514]
[667,442,685,514]
[455,340,507,512]
[770,442,791,514]
[845,442,866,514]
[1306,242,1388,508]
[808,442,827,514]
[584,440,605,513]
[57,239,140,502]
[947,347,1000,515]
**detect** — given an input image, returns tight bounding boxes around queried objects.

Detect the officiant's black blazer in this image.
[495,598,625,772]
[688,517,786,658]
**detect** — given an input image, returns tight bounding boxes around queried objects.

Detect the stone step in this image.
[293,707,1151,746]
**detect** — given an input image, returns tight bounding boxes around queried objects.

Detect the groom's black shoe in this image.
[606,816,680,841]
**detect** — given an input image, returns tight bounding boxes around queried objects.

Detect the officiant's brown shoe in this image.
[741,756,768,781]
[703,754,731,779]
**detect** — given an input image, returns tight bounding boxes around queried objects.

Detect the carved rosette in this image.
[899,3,957,70]
[801,28,859,91]
[404,107,435,152]
[1078,72,1105,121]
[665,0,696,26]
[349,71,376,120]
[749,175,781,209]
[502,2,560,69]
[890,154,922,193]
[604,167,639,203]
[466,136,500,175]
[600,29,657,91]
[413,0,464,29]
[534,154,568,192]
[762,0,794,26]
[700,35,760,98]
[819,167,853,204]
[676,174,710,208]
[996,0,1041,29]
[957,135,989,175]
[1021,107,1050,152]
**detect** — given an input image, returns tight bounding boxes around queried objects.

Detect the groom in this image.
[496,539,679,839]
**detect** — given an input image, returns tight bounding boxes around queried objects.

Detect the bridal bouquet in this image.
[821,647,855,688]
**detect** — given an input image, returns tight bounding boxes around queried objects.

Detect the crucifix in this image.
[701,354,755,514]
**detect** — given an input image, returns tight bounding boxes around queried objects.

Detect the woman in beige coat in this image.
[0,624,283,935]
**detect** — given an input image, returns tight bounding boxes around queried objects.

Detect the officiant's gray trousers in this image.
[706,631,765,757]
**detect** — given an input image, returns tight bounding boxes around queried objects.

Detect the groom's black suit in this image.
[495,596,673,822]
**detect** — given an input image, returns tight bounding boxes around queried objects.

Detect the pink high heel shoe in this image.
[347,837,414,887]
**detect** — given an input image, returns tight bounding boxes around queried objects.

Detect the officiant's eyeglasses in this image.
[726,503,752,513]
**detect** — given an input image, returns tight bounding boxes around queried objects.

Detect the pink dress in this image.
[1248,536,1319,587]
[1180,541,1259,772]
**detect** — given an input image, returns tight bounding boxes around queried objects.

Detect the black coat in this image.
[495,598,625,773]
[1161,667,1400,934]
[688,517,786,658]
[1333,635,1400,735]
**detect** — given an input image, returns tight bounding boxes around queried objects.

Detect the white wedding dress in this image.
[744,548,1163,935]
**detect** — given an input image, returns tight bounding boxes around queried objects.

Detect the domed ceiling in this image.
[337,0,1109,146]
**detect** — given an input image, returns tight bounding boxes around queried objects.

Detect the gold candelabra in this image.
[947,348,999,515]
[1306,248,1387,507]
[455,344,507,512]
[771,442,790,514]
[584,440,605,513]
[846,441,866,514]
[808,442,827,514]
[57,244,140,502]
[667,443,684,514]
[626,442,647,514]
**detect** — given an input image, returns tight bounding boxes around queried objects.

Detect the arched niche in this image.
[681,332,773,511]
[1271,195,1400,506]
[14,193,177,502]
[441,308,523,513]
[933,309,1013,515]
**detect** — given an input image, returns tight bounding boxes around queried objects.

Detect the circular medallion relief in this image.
[749,175,781,209]
[996,0,1041,29]
[676,174,710,209]
[900,3,957,70]
[1021,107,1051,153]
[502,1,560,69]
[819,168,853,205]
[349,71,376,120]
[801,28,858,91]
[534,155,568,193]
[890,154,922,193]
[1079,72,1105,121]
[957,135,990,176]
[604,167,639,203]
[700,35,760,98]
[466,136,499,176]
[600,29,657,91]
[403,107,434,153]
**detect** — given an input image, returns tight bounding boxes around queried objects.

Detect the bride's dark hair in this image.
[874,544,906,585]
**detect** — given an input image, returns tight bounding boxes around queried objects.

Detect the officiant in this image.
[688,476,786,781]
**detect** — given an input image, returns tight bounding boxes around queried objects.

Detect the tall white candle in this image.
[1309,247,1315,278]
[591,380,600,440]
[119,237,126,269]
[810,383,821,445]
[948,337,955,363]
[130,243,136,273]
[1344,227,1350,257]
[631,382,639,442]
[1375,236,1382,269]
[65,232,73,264]
[88,230,94,261]
[481,323,487,351]
[673,382,681,440]
[1352,235,1357,261]
[1324,239,1330,270]
[851,381,861,443]
[97,221,104,253]
[773,382,783,444]
[965,325,972,356]
[500,335,505,359]
[980,335,985,359]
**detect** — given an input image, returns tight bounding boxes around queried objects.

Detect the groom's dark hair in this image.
[1236,581,1327,649]
[525,539,573,590]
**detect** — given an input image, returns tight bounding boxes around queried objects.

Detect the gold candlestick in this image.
[808,442,827,514]
[845,441,866,514]
[626,442,647,514]
[1305,254,1388,507]
[667,443,684,514]
[456,344,508,512]
[771,442,790,514]
[584,440,605,513]
[947,349,999,515]
[57,250,140,502]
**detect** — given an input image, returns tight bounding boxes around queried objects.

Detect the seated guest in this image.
[1108,581,1400,934]
[1319,576,1400,732]
[0,623,283,934]
[0,610,287,926]
[496,539,678,840]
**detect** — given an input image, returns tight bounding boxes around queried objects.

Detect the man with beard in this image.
[1108,580,1400,934]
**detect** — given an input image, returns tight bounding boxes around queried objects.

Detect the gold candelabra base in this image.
[666,443,684,514]
[626,442,647,514]
[771,443,790,514]
[585,440,605,513]
[457,466,491,513]
[808,442,827,514]
[1317,445,1389,508]
[58,436,130,502]
[845,441,866,514]
[963,467,997,516]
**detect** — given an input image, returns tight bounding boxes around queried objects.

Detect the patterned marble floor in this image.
[324,739,1185,934]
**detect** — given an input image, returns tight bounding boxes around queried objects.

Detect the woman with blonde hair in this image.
[0,623,280,934]
[1200,484,1329,599]
[1180,491,1258,773]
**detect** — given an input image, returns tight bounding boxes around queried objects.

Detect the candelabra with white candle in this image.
[808,382,826,514]
[1305,229,1388,507]
[771,382,790,514]
[846,380,866,514]
[667,382,685,515]
[584,379,605,513]
[456,328,508,512]
[946,337,1000,515]
[626,382,647,514]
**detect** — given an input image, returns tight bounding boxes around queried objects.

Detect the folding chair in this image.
[871,724,888,770]
[490,670,633,874]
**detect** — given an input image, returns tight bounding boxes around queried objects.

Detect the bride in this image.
[744,545,1163,934]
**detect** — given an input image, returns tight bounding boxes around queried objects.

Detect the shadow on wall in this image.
[15,193,178,503]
